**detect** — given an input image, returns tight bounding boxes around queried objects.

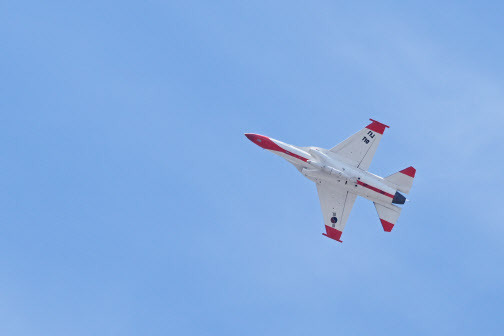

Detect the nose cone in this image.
[244,133,271,149]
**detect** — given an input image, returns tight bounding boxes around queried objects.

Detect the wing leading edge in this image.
[329,119,389,171]
[316,181,357,243]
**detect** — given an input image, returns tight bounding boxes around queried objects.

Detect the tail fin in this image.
[374,202,401,232]
[384,166,416,194]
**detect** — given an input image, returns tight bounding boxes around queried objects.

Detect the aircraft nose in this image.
[244,133,256,141]
[244,133,270,149]
[244,133,264,144]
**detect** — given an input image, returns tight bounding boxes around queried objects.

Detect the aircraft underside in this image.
[245,119,416,243]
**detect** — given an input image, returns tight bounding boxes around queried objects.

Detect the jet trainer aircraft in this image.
[245,119,415,242]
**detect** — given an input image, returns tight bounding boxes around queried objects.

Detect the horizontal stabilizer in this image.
[384,166,416,194]
[374,202,401,232]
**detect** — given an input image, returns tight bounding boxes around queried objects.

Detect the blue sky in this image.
[2,1,504,335]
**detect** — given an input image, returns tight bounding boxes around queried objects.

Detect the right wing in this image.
[329,119,389,171]
[316,181,357,243]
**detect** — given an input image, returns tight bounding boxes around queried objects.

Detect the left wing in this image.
[316,181,357,243]
[329,119,389,171]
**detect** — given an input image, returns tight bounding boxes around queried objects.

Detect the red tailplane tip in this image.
[380,219,394,232]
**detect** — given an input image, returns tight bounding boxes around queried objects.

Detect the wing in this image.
[316,181,357,242]
[329,119,389,171]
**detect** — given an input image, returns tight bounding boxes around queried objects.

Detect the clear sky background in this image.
[2,1,504,335]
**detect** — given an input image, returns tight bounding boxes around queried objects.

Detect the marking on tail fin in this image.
[400,166,416,178]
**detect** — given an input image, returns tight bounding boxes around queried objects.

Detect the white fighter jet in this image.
[245,119,415,242]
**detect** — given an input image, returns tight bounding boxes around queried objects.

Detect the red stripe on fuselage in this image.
[281,150,308,162]
[357,180,394,198]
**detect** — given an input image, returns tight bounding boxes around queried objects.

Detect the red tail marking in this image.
[400,166,416,178]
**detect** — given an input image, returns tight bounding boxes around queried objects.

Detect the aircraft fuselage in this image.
[245,133,406,206]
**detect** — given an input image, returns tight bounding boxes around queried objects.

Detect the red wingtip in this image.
[366,119,390,135]
[322,234,343,243]
[380,219,394,232]
[400,166,416,178]
[323,226,343,242]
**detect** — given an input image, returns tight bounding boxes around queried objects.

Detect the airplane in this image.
[245,119,415,242]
